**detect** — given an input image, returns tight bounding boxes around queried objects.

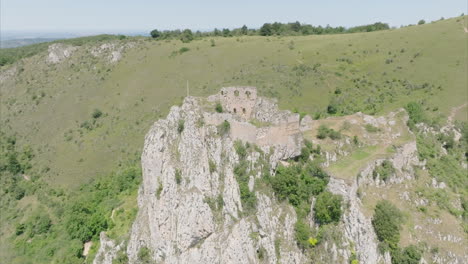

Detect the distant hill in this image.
[0,38,60,48]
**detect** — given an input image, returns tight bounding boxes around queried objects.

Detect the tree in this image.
[213,28,221,36]
[150,29,161,39]
[372,200,402,249]
[241,25,248,35]
[259,23,272,36]
[180,29,194,43]
[314,191,342,224]
[222,28,231,37]
[418,19,426,25]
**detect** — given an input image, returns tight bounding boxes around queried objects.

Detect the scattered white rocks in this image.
[47,43,77,63]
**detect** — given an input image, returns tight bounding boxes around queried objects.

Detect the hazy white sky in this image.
[1,0,466,32]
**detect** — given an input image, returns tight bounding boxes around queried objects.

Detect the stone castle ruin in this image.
[219,87,257,119]
[206,86,303,157]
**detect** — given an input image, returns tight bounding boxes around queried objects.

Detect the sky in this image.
[1,0,466,34]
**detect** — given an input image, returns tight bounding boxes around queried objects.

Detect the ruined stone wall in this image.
[219,87,257,119]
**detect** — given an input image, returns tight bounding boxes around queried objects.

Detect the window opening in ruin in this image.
[242,108,246,114]
[233,108,237,113]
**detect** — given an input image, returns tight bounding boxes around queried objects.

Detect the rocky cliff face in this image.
[126,94,306,263]
[93,88,390,264]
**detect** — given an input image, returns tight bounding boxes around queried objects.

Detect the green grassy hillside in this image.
[0,16,467,264]
[1,17,466,188]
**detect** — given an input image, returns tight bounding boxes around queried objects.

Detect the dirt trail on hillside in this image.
[448,102,467,125]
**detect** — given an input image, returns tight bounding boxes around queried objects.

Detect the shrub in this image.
[175,169,182,184]
[391,245,422,264]
[234,140,247,159]
[138,247,152,264]
[372,200,403,250]
[314,191,342,224]
[218,120,230,136]
[150,29,161,39]
[179,47,190,54]
[418,19,426,25]
[294,219,311,249]
[210,39,216,47]
[177,119,185,134]
[405,102,425,129]
[317,125,341,140]
[209,159,216,174]
[365,124,380,133]
[180,29,193,43]
[372,160,395,182]
[215,102,223,113]
[92,109,103,119]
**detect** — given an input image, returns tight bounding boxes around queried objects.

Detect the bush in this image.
[215,102,223,113]
[92,109,103,119]
[294,219,311,249]
[175,169,182,184]
[372,200,403,250]
[314,191,342,224]
[405,102,425,129]
[218,120,230,136]
[372,160,395,182]
[317,125,341,140]
[391,245,422,264]
[365,124,380,133]
[179,47,190,54]
[209,159,216,174]
[138,247,152,264]
[418,19,426,25]
[177,119,185,134]
[234,140,247,159]
[270,163,329,208]
[150,29,161,39]
[180,29,193,43]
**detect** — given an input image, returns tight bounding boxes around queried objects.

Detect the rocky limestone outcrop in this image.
[93,233,125,264]
[94,88,388,264]
[328,178,390,264]
[123,94,305,264]
[47,43,77,63]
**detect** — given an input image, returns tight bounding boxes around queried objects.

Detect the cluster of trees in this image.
[372,200,422,264]
[149,21,390,42]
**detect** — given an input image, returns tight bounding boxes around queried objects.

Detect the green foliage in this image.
[317,125,341,140]
[175,169,182,184]
[210,39,216,47]
[179,47,190,54]
[234,159,256,213]
[92,109,103,119]
[314,191,343,224]
[234,140,247,159]
[113,250,129,264]
[405,102,426,129]
[294,219,311,249]
[418,20,426,25]
[156,181,163,199]
[372,200,403,250]
[137,247,152,264]
[373,160,395,182]
[215,102,223,113]
[365,124,380,133]
[177,119,185,133]
[208,159,216,174]
[217,120,231,136]
[270,163,329,208]
[391,245,422,264]
[180,29,194,43]
[150,29,161,39]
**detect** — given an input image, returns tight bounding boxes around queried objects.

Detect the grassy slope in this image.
[1,17,467,188]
